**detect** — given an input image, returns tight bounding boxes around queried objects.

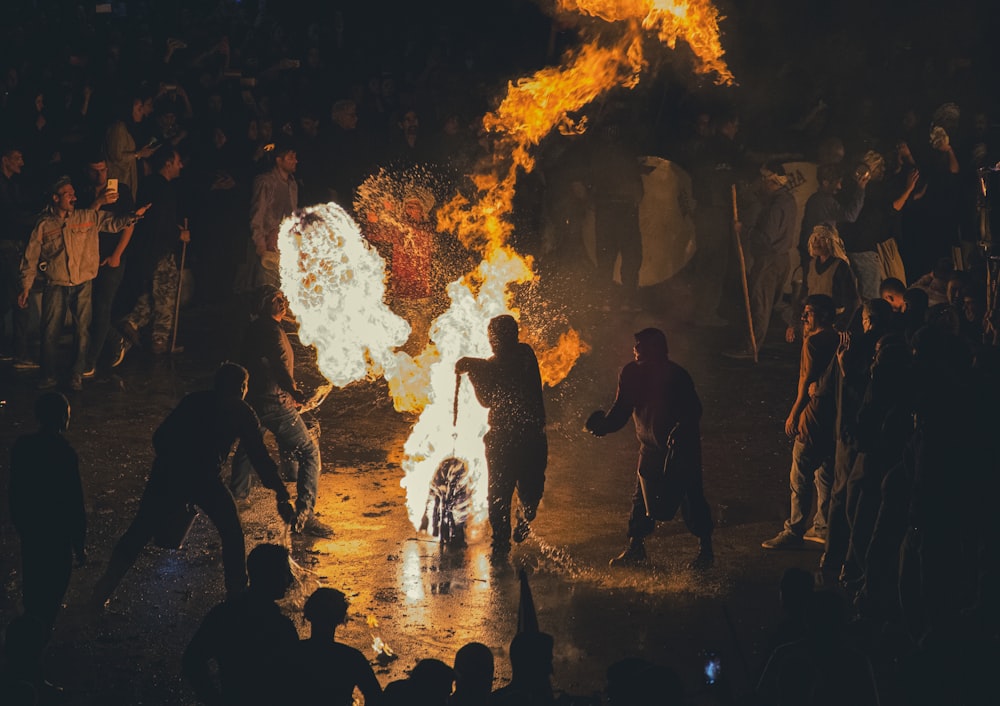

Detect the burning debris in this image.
[366,614,398,665]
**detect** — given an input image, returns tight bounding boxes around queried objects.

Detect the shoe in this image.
[82,367,96,378]
[110,337,131,368]
[295,513,335,538]
[13,358,40,370]
[119,320,141,346]
[761,530,805,550]
[803,527,827,544]
[609,542,647,567]
[69,374,83,391]
[689,550,715,570]
[37,376,58,390]
[722,348,756,360]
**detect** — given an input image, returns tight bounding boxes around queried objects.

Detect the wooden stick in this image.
[732,185,758,363]
[171,219,188,353]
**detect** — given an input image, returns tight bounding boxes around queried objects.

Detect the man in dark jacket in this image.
[230,285,332,538]
[586,327,714,568]
[89,363,294,608]
[9,392,86,636]
[456,315,547,560]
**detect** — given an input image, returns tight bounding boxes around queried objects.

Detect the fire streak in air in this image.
[279,0,731,532]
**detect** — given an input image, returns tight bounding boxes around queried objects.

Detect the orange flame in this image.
[536,329,594,387]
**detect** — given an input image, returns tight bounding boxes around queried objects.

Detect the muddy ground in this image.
[0,271,825,705]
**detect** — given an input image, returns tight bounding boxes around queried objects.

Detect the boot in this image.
[609,539,647,567]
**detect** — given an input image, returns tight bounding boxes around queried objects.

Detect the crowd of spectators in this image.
[2,0,1000,704]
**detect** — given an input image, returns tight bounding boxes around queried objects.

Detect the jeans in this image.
[40,281,92,378]
[848,251,882,302]
[784,439,833,536]
[231,398,319,516]
[87,258,127,370]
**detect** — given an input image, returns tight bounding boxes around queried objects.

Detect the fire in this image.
[279,0,732,535]
[366,615,396,662]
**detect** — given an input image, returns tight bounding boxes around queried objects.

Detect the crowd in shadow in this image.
[2,1,1000,704]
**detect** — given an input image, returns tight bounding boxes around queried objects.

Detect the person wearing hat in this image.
[723,160,798,359]
[230,284,332,538]
[18,175,149,390]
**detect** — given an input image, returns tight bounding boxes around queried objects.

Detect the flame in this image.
[279,0,731,533]
[366,615,395,659]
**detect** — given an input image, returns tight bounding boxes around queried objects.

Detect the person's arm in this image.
[586,366,637,436]
[832,260,860,325]
[182,608,226,706]
[353,650,383,705]
[838,179,866,223]
[892,169,920,212]
[249,176,271,255]
[264,325,300,399]
[17,219,44,304]
[455,357,492,408]
[786,343,811,437]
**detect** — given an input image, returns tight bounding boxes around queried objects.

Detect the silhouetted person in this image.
[491,631,555,705]
[450,642,494,706]
[89,363,294,608]
[182,543,298,706]
[586,327,714,569]
[0,614,54,706]
[9,392,85,635]
[456,315,547,561]
[292,588,382,705]
[760,567,815,667]
[384,658,454,706]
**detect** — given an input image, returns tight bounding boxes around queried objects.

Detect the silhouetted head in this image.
[862,298,893,334]
[453,642,494,696]
[508,631,554,681]
[35,391,70,433]
[633,328,668,363]
[303,587,349,628]
[779,566,814,618]
[488,315,519,355]
[215,362,249,400]
[409,658,455,702]
[246,543,294,601]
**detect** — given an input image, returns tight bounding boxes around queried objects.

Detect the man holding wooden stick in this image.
[723,161,797,360]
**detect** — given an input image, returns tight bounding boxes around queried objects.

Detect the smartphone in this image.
[106,178,118,192]
[703,651,722,686]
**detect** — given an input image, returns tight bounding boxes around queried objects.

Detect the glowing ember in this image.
[366,615,396,661]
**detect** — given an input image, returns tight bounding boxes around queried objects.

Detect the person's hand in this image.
[179,226,191,243]
[101,252,122,268]
[584,410,607,436]
[807,382,818,397]
[276,499,295,525]
[17,288,30,309]
[136,143,160,159]
[906,169,920,191]
[784,413,797,438]
[74,548,87,567]
[291,387,307,406]
[211,173,236,190]
[855,170,871,189]
[99,186,119,206]
[455,357,472,375]
[785,326,796,344]
[136,202,152,218]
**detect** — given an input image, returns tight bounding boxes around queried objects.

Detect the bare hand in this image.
[785,326,796,344]
[179,227,191,243]
[136,203,152,217]
[136,143,160,159]
[100,187,119,206]
[784,413,797,438]
[906,169,920,190]
[101,252,122,268]
[855,171,872,189]
[455,357,472,375]
[17,289,30,309]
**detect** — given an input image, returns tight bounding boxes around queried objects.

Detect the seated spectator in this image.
[292,588,382,706]
[383,658,453,706]
[449,641,494,706]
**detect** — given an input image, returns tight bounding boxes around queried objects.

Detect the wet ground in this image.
[0,273,824,705]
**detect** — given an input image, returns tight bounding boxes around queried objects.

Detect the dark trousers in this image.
[823,438,858,570]
[92,464,247,604]
[87,259,126,371]
[485,429,547,553]
[627,454,713,542]
[845,450,891,575]
[19,539,73,633]
[594,200,642,290]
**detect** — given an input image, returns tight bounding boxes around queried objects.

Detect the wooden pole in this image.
[732,185,758,363]
[171,218,188,353]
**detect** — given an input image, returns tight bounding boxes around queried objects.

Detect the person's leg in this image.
[193,479,248,597]
[38,286,65,381]
[269,404,320,519]
[150,254,179,349]
[485,435,517,556]
[823,439,858,572]
[20,541,72,633]
[813,453,834,536]
[617,202,643,294]
[784,439,816,536]
[90,472,170,606]
[229,443,255,501]
[69,281,92,377]
[848,251,882,302]
[87,261,125,371]
[513,432,547,520]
